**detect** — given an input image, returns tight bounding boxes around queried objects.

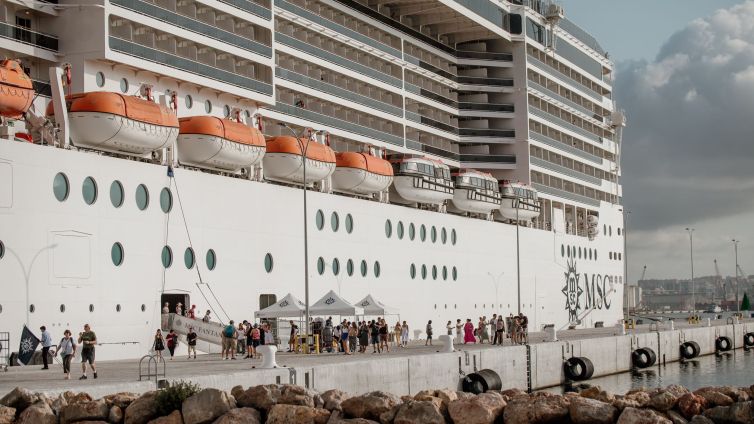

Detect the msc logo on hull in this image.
[562,259,613,324]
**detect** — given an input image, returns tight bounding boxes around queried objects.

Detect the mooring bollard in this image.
[669,321,675,330]
[544,324,557,342]
[438,335,455,353]
[706,318,712,327]
[257,345,278,369]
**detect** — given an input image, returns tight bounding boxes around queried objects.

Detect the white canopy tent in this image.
[354,294,399,316]
[310,290,364,316]
[255,293,306,319]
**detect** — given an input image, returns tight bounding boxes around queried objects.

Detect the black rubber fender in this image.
[563,357,594,381]
[461,368,502,394]
[743,333,754,347]
[631,347,657,368]
[716,336,732,352]
[679,341,700,359]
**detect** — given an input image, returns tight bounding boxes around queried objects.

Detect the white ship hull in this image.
[263,153,335,183]
[69,112,178,156]
[393,176,454,205]
[500,199,540,221]
[177,135,265,172]
[331,168,392,195]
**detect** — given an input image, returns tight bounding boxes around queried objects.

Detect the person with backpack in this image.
[165,329,178,360]
[369,320,380,353]
[56,329,76,380]
[222,320,237,360]
[250,324,261,358]
[186,327,197,359]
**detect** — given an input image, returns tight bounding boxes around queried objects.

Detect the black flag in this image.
[17,325,40,365]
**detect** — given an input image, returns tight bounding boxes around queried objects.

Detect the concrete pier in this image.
[1,320,752,398]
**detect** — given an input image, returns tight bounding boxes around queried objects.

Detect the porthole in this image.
[53,172,69,202]
[89,304,94,313]
[110,181,124,208]
[594,251,598,260]
[374,261,380,278]
[0,240,4,259]
[120,78,129,93]
[409,223,416,240]
[431,226,437,243]
[360,260,367,277]
[205,99,212,113]
[618,228,622,236]
[135,184,149,210]
[116,304,121,312]
[184,247,195,269]
[111,242,124,266]
[420,225,427,242]
[332,258,340,276]
[95,71,105,87]
[315,210,324,230]
[618,253,622,261]
[385,219,392,238]
[589,249,593,260]
[347,259,354,276]
[206,249,216,270]
[160,188,173,213]
[410,264,416,279]
[441,228,447,244]
[451,229,457,245]
[29,304,35,313]
[452,266,458,281]
[264,253,274,273]
[345,214,354,233]
[421,265,427,280]
[60,304,65,313]
[578,247,582,259]
[223,104,231,117]
[609,252,613,260]
[397,221,404,239]
[567,247,570,258]
[609,226,612,236]
[331,212,339,232]
[442,266,448,280]
[317,257,325,275]
[432,265,437,280]
[141,304,146,312]
[185,94,193,109]
[161,246,173,268]
[561,245,565,257]
[82,177,98,204]
[603,224,607,235]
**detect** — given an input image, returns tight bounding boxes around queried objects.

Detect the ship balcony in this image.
[405,101,459,137]
[405,128,460,162]
[0,21,58,51]
[458,101,514,118]
[203,0,271,20]
[529,131,602,165]
[528,106,606,144]
[532,183,601,208]
[456,49,512,62]
[527,52,606,101]
[404,83,459,110]
[528,75,607,120]
[530,157,603,186]
[459,153,516,169]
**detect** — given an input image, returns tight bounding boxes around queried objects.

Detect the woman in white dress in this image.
[264,322,275,346]
[400,321,409,347]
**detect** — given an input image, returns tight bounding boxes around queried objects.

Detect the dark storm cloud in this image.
[615,1,754,232]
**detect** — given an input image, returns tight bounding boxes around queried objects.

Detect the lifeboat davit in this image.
[263,136,336,184]
[177,116,265,172]
[47,92,178,155]
[390,157,454,205]
[0,60,34,119]
[499,181,541,221]
[450,169,501,214]
[332,151,393,195]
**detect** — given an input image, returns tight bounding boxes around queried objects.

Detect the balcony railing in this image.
[532,183,600,207]
[217,0,271,19]
[459,128,515,138]
[405,139,459,161]
[0,22,58,51]
[111,0,272,57]
[270,102,405,146]
[460,154,516,164]
[528,106,602,144]
[405,111,458,135]
[404,54,455,81]
[404,83,458,107]
[528,80,595,118]
[530,157,601,185]
[456,50,512,61]
[458,102,514,112]
[527,55,602,101]
[457,75,513,86]
[275,68,402,117]
[276,33,402,88]
[109,37,273,95]
[274,0,401,59]
[529,131,602,164]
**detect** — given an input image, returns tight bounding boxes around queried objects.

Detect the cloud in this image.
[616,1,754,278]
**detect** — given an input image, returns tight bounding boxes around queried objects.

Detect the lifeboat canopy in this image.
[0,60,34,119]
[177,116,266,172]
[332,151,394,195]
[499,181,541,221]
[263,135,336,184]
[390,156,454,206]
[450,169,501,214]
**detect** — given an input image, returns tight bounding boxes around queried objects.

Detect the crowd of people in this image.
[285,317,410,355]
[438,313,530,346]
[35,324,98,380]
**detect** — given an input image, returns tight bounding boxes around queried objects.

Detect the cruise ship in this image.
[0,0,626,360]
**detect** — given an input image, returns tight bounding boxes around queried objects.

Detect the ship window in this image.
[317,257,325,275]
[205,100,213,113]
[374,261,380,278]
[452,266,458,281]
[331,212,339,232]
[603,224,607,235]
[410,264,416,279]
[95,72,105,87]
[347,259,354,276]
[89,304,94,313]
[561,245,565,257]
[566,247,570,258]
[206,249,216,270]
[609,252,613,260]
[223,104,231,118]
[162,246,173,268]
[111,242,124,266]
[345,214,354,233]
[332,258,340,276]
[120,78,129,93]
[618,253,622,261]
[442,266,448,280]
[441,228,447,244]
[0,240,4,259]
[116,304,121,312]
[264,253,273,273]
[409,223,416,240]
[432,265,437,280]
[184,247,195,269]
[53,172,69,202]
[135,184,149,210]
[185,95,193,109]
[578,247,582,259]
[110,181,124,208]
[29,304,35,313]
[141,304,146,312]
[451,229,457,245]
[60,304,65,313]
[618,228,621,236]
[589,249,593,260]
[420,225,427,242]
[609,226,612,236]
[316,210,324,230]
[160,188,173,213]
[421,265,427,280]
[594,251,598,260]
[360,260,367,277]
[77,177,97,205]
[397,221,404,239]
[385,219,392,238]
[431,226,437,243]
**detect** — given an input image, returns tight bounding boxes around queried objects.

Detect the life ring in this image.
[631,347,656,368]
[679,341,700,359]
[716,336,732,352]
[563,357,594,381]
[743,333,754,347]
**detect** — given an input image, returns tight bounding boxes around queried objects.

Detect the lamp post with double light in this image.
[685,228,695,312]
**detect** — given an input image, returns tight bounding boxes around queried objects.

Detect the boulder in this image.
[612,396,642,411]
[16,402,56,424]
[649,391,680,412]
[60,399,109,424]
[616,407,672,424]
[677,393,706,419]
[341,392,401,421]
[109,405,123,423]
[504,393,569,424]
[666,410,688,424]
[325,411,378,424]
[181,389,235,424]
[147,410,183,424]
[393,400,445,424]
[235,385,281,412]
[124,391,160,424]
[454,392,475,401]
[211,407,261,424]
[703,401,753,424]
[688,416,714,424]
[378,405,400,424]
[625,391,651,408]
[498,388,526,400]
[64,392,94,405]
[229,387,244,400]
[279,385,317,408]
[693,389,734,407]
[569,396,617,424]
[449,392,506,424]
[0,388,37,412]
[265,405,330,424]
[665,386,691,398]
[0,406,15,424]
[106,393,139,410]
[580,386,616,404]
[321,390,350,412]
[50,394,68,415]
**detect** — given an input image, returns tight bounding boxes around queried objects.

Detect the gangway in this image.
[162,313,225,354]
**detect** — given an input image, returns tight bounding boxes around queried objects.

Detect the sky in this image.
[557,1,754,282]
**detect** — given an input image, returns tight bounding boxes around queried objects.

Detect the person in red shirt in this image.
[165,330,178,360]
[187,305,196,319]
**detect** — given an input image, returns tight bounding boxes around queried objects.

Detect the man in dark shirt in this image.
[77,324,97,379]
[187,327,197,359]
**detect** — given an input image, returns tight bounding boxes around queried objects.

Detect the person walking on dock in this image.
[349,322,358,353]
[166,329,178,360]
[379,319,390,353]
[57,330,76,380]
[187,327,197,359]
[78,324,97,379]
[425,320,433,346]
[463,319,476,344]
[370,320,381,353]
[455,319,463,344]
[358,321,368,353]
[40,326,52,370]
[401,321,409,347]
[494,316,505,345]
[393,321,402,347]
[288,320,298,353]
[152,329,165,360]
[202,310,211,323]
[236,322,246,356]
[222,320,237,360]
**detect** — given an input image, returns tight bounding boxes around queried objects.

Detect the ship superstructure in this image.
[0,0,626,359]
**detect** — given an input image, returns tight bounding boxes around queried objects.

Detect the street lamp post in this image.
[733,239,740,312]
[685,228,695,312]
[486,271,504,309]
[515,201,521,315]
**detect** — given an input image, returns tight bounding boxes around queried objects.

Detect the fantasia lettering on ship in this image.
[561,259,613,324]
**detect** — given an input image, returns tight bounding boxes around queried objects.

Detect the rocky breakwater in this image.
[1,383,753,423]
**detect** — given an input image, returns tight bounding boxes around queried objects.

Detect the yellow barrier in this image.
[295,334,320,354]
[624,319,635,329]
[687,315,701,324]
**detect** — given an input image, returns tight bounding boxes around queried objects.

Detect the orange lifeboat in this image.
[0,60,34,119]
[263,135,336,183]
[332,151,393,195]
[177,116,266,172]
[46,91,178,155]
